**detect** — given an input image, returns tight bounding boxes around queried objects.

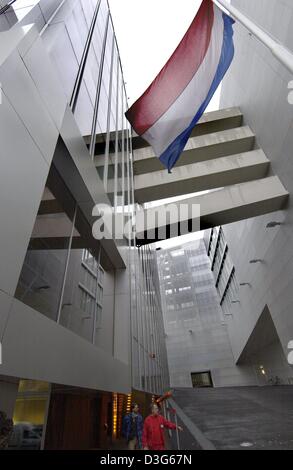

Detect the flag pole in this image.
[213,0,293,75]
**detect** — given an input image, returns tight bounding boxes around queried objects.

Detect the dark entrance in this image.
[191,371,213,388]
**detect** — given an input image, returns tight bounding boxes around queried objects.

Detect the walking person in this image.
[122,403,143,450]
[142,403,183,451]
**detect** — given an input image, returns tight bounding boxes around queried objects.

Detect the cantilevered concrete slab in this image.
[131,107,243,151]
[134,149,270,204]
[87,107,243,156]
[133,126,255,175]
[135,176,288,244]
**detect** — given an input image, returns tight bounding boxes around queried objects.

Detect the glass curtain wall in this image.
[15,0,135,348]
[131,245,169,395]
[15,171,105,346]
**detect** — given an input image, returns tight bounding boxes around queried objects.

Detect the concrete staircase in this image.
[132,108,289,244]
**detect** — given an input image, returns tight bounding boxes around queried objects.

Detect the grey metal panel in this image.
[0,91,50,296]
[0,297,131,394]
[0,50,59,165]
[23,35,67,131]
[0,24,69,296]
[58,106,126,269]
[6,4,46,32]
[39,0,64,22]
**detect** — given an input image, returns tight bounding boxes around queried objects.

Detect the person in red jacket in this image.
[142,403,183,451]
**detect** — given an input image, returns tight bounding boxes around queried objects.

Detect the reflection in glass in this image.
[9,380,50,450]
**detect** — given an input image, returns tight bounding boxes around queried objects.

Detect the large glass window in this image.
[9,380,50,451]
[15,160,104,346]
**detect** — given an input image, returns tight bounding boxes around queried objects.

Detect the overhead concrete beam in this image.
[31,213,80,239]
[132,107,243,151]
[134,149,270,204]
[133,126,255,175]
[135,176,289,244]
[88,107,243,156]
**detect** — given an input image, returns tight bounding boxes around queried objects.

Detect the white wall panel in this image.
[0,298,131,393]
[0,50,59,165]
[0,92,49,296]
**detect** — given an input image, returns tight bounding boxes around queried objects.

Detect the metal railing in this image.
[0,0,16,16]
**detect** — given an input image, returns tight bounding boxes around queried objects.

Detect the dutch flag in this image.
[126,0,235,172]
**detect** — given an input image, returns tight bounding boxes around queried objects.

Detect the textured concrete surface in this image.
[173,386,293,450]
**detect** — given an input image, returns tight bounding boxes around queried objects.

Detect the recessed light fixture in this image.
[240,442,254,448]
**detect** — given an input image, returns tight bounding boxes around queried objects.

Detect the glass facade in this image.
[8,380,50,450]
[131,245,170,395]
[14,0,134,349]
[10,0,168,401]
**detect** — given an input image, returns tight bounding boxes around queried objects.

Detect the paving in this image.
[172,386,293,450]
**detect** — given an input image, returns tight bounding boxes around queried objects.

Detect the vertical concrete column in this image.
[0,377,19,418]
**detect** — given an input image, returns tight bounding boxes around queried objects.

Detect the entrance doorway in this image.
[191,371,213,388]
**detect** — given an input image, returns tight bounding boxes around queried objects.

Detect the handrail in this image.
[0,0,16,16]
[213,0,293,75]
[70,0,102,112]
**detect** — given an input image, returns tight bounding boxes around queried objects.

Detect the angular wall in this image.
[219,0,293,379]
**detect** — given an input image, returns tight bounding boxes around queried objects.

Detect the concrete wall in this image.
[0,377,19,418]
[250,341,293,386]
[220,0,293,372]
[158,240,256,388]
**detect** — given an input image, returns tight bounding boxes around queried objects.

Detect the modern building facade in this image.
[205,227,293,386]
[0,0,168,449]
[213,0,293,387]
[132,0,293,394]
[158,239,257,389]
[1,0,293,452]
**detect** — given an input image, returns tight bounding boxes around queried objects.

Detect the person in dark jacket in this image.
[122,403,143,450]
[142,403,183,451]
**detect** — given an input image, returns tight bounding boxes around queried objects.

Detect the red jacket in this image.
[142,414,177,450]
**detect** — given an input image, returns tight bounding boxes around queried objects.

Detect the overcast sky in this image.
[108,0,229,248]
[108,0,224,109]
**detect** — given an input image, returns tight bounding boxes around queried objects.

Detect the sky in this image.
[108,0,223,108]
[108,0,227,249]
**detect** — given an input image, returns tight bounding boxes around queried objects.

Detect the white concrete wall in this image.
[159,241,256,389]
[220,0,293,370]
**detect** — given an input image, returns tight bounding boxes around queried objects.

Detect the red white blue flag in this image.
[126,0,235,171]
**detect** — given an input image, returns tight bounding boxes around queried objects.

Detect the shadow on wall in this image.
[237,305,293,386]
